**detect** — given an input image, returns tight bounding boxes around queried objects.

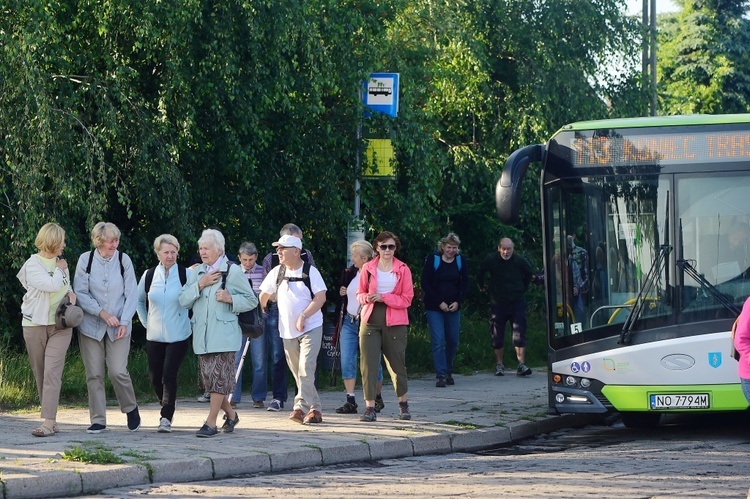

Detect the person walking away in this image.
[334,240,385,414]
[259,234,327,425]
[421,233,469,387]
[73,222,141,433]
[259,223,316,413]
[477,237,534,377]
[136,234,192,433]
[357,231,414,423]
[179,229,257,437]
[17,222,78,437]
[230,241,266,408]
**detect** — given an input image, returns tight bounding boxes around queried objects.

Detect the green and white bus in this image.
[497,114,750,427]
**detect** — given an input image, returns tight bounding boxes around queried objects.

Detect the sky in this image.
[625,0,678,15]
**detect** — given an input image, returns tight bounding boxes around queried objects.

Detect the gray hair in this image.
[153,234,180,254]
[280,223,303,238]
[238,241,258,257]
[350,240,374,260]
[438,232,461,254]
[91,222,121,248]
[198,228,225,254]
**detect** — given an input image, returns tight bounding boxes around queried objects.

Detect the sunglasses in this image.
[379,244,396,251]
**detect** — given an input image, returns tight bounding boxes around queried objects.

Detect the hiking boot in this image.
[127,407,141,432]
[335,401,358,414]
[360,406,377,422]
[375,395,385,413]
[436,376,447,388]
[446,375,455,385]
[221,411,239,433]
[196,424,218,438]
[517,363,532,376]
[398,401,411,420]
[303,410,323,424]
[252,400,265,409]
[495,363,505,376]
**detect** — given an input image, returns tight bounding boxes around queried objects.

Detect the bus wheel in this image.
[620,412,661,428]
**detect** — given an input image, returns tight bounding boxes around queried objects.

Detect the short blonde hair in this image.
[438,233,461,254]
[35,223,66,254]
[350,240,374,260]
[91,222,121,249]
[153,234,180,254]
[198,228,225,254]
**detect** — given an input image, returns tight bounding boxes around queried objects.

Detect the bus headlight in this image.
[565,376,577,386]
[580,378,591,388]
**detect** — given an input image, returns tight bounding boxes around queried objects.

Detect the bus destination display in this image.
[571,130,750,167]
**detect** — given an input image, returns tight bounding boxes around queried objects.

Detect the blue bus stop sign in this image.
[363,73,399,117]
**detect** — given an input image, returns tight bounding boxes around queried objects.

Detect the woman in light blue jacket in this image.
[136,234,192,434]
[179,229,257,437]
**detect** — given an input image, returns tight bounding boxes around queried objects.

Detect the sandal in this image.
[31,425,56,437]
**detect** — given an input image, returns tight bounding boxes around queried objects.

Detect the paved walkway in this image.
[0,369,600,499]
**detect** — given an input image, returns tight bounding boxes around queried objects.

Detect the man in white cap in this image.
[259,234,327,424]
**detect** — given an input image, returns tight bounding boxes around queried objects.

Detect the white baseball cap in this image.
[272,234,302,249]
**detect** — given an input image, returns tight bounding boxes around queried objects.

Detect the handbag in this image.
[221,263,263,339]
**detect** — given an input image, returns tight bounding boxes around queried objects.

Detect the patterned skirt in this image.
[198,351,237,396]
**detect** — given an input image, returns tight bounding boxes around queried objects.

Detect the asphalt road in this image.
[84,413,750,498]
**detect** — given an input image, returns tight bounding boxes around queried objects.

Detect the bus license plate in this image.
[649,393,709,410]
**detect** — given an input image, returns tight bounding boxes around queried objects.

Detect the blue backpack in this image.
[433,253,462,271]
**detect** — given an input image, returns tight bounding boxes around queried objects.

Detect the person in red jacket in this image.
[357,231,414,422]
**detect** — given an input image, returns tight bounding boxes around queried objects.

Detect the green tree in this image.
[658,0,750,114]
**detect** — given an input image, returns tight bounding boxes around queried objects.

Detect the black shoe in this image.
[517,363,532,376]
[446,375,455,385]
[221,411,239,433]
[127,407,141,432]
[196,424,218,438]
[375,395,385,413]
[436,376,447,388]
[335,401,358,414]
[86,423,106,434]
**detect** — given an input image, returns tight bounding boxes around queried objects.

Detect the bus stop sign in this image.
[363,73,399,117]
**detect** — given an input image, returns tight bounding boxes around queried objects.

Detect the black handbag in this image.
[222,263,263,339]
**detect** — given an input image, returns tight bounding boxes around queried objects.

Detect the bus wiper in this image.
[619,244,672,345]
[676,259,741,316]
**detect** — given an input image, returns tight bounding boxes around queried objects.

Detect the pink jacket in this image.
[734,296,750,380]
[357,256,414,327]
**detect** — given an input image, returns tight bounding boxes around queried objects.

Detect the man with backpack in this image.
[259,223,316,412]
[421,233,469,387]
[259,234,327,424]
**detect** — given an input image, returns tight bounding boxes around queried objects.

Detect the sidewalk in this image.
[0,369,600,499]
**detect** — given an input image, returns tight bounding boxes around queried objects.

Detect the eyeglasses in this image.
[276,246,292,253]
[379,244,397,251]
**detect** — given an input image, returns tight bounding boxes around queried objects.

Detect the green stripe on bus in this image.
[601,384,749,411]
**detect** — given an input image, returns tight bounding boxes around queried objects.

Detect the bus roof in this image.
[559,114,750,133]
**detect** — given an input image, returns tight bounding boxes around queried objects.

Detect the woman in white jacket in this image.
[17,223,76,437]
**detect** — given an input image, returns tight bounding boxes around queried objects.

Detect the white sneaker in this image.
[157,417,172,433]
[197,392,211,403]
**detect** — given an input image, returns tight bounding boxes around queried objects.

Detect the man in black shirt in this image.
[478,238,534,377]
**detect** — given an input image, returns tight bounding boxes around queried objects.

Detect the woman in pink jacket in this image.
[734,297,750,405]
[357,231,414,422]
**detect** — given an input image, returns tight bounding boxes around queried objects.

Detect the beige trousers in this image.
[23,325,73,420]
[283,326,322,412]
[78,332,137,425]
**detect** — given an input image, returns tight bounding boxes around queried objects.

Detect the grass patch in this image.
[441,420,483,430]
[62,443,123,465]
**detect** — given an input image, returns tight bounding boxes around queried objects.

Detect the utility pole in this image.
[642,0,657,116]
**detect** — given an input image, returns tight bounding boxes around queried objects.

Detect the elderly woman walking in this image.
[17,222,78,437]
[179,229,257,437]
[74,222,140,434]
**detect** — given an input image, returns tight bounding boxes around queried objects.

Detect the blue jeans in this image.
[261,304,288,402]
[232,335,266,403]
[742,378,750,406]
[426,309,461,378]
[340,317,383,382]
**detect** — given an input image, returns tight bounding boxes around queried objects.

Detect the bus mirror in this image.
[496,144,543,225]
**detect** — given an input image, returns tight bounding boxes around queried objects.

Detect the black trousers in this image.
[146,337,190,421]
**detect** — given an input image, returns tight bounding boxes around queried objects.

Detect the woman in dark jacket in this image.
[421,233,469,387]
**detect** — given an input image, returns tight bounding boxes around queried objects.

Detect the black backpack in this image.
[275,261,314,300]
[85,250,124,277]
[143,264,192,318]
[222,262,263,338]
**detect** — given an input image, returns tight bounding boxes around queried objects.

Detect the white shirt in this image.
[376,268,397,294]
[346,272,360,316]
[260,264,327,340]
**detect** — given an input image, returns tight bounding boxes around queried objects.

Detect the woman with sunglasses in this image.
[356,231,414,422]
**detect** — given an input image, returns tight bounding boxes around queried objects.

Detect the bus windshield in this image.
[546,134,750,348]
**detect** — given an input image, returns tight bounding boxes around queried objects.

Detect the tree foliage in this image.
[1,0,646,345]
